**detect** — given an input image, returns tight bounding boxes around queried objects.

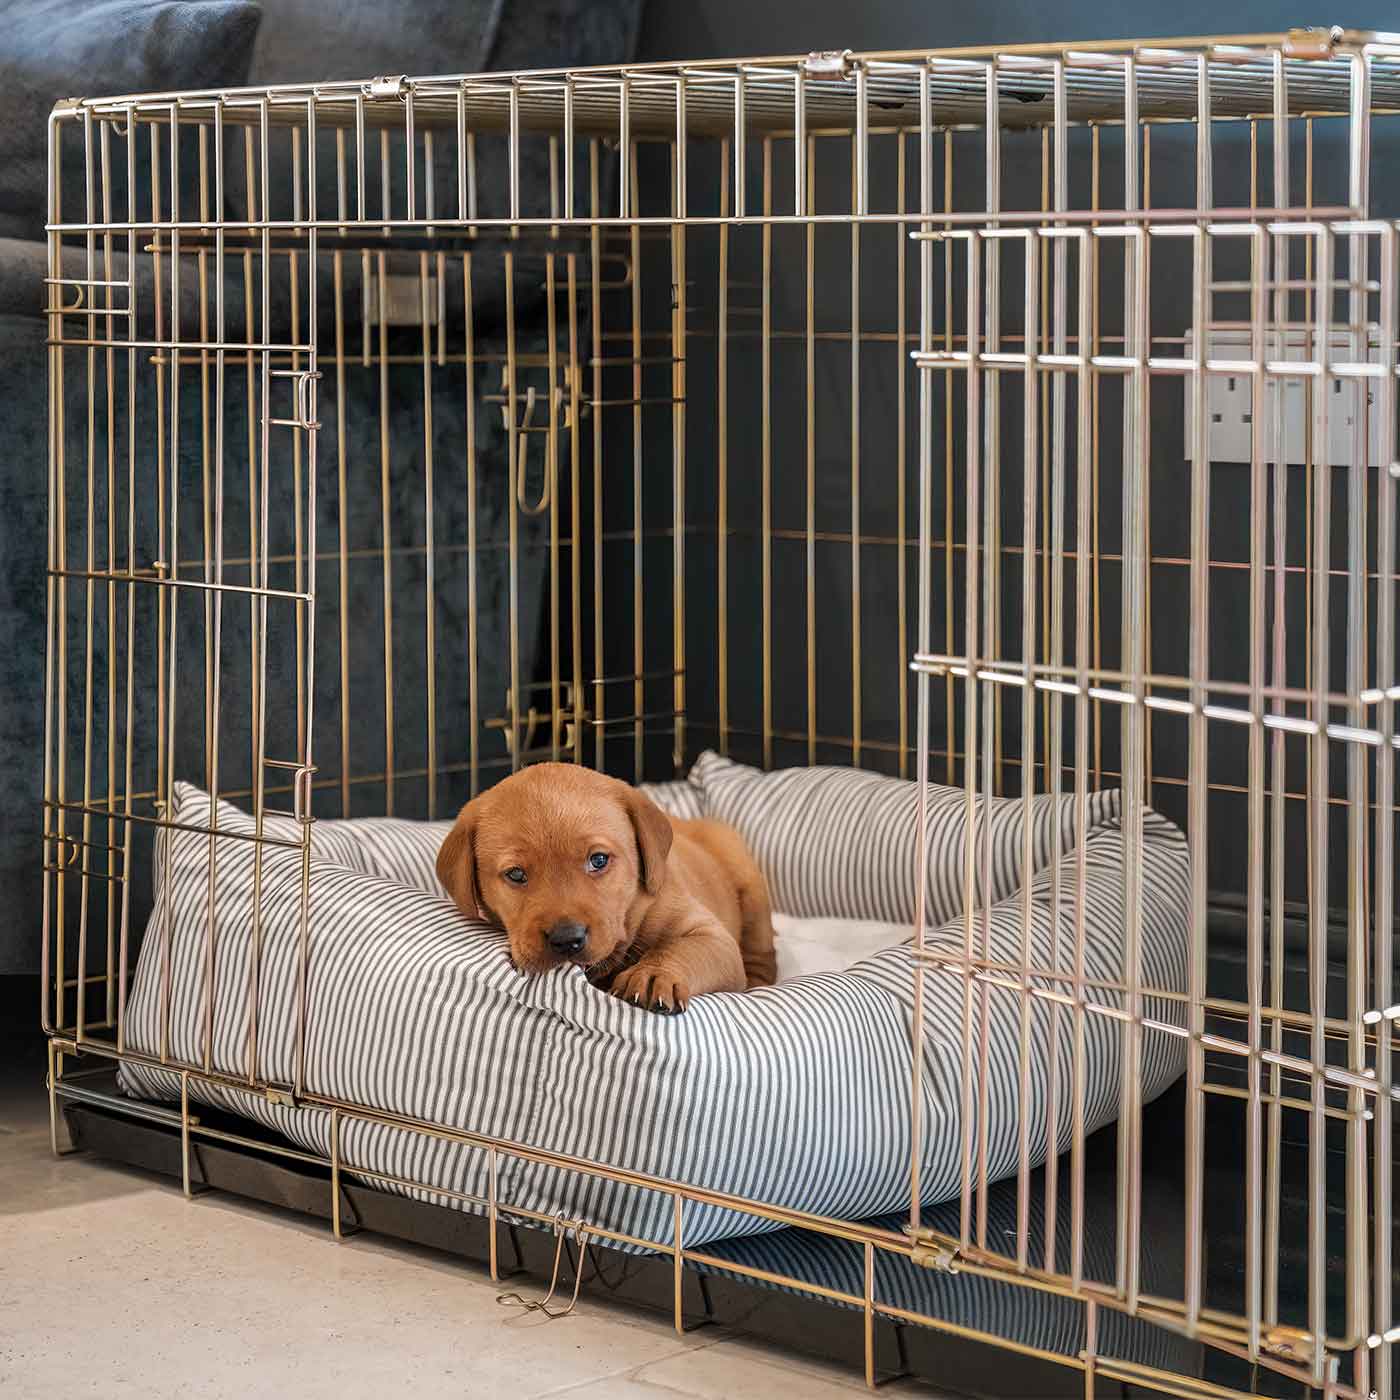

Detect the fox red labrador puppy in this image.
[436,764,776,1012]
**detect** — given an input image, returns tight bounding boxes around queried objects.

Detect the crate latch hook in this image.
[496,1213,592,1318]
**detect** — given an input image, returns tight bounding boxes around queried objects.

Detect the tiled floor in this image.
[0,1043,950,1400]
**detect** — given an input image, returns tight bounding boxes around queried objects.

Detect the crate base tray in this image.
[62,1093,1120,1400]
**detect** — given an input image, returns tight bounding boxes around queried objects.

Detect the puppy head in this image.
[435,764,673,975]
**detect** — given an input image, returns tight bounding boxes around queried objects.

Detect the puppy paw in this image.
[608,965,690,1014]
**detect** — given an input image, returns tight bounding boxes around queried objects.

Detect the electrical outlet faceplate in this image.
[1182,325,1384,467]
[366,274,440,327]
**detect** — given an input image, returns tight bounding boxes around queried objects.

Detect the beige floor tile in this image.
[542,1331,960,1400]
[538,1376,685,1399]
[0,1191,698,1398]
[627,1335,872,1399]
[1,1071,952,1400]
[0,1090,700,1400]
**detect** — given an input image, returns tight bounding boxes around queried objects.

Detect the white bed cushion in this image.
[771,912,910,981]
[117,754,1189,1250]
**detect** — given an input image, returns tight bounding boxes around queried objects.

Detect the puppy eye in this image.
[587,851,610,873]
[503,867,527,886]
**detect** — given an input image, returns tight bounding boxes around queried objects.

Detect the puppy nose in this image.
[546,921,588,957]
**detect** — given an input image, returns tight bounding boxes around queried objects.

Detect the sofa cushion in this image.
[244,0,642,330]
[485,0,642,79]
[247,0,501,87]
[0,0,262,241]
[0,314,48,974]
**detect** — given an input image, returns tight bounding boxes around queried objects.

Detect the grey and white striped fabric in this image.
[117,752,1189,1251]
[697,1178,1198,1378]
[694,751,1122,926]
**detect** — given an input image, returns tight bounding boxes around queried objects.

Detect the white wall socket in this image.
[1182,325,1384,467]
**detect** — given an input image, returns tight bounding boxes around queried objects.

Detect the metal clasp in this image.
[293,765,316,825]
[261,757,318,824]
[910,1242,961,1274]
[488,685,589,760]
[364,75,409,101]
[45,274,134,318]
[513,384,558,515]
[485,361,581,517]
[1282,27,1343,60]
[266,367,322,431]
[496,1213,592,1319]
[803,50,855,80]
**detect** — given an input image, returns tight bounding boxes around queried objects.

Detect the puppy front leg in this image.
[736,872,777,989]
[607,917,746,1014]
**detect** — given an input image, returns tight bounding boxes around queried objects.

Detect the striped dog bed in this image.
[116,751,1189,1250]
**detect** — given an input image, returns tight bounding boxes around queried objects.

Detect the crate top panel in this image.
[54,28,1400,138]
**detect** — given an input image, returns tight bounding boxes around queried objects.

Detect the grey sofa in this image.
[1,0,643,979]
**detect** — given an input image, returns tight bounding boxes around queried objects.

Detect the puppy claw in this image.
[609,966,690,1013]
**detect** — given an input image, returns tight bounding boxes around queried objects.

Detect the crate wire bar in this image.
[41,26,1400,1399]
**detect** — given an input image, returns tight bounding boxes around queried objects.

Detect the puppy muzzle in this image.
[544,921,588,959]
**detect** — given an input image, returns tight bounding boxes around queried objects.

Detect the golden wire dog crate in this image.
[40,26,1398,1399]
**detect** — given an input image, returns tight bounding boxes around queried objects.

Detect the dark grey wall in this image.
[639,4,1400,62]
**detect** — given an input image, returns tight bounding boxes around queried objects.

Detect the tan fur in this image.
[435,765,777,1012]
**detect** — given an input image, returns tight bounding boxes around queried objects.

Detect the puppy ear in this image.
[624,787,673,896]
[436,802,483,918]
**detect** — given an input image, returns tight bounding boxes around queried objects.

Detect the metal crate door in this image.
[906,42,1398,1400]
[41,96,320,1095]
